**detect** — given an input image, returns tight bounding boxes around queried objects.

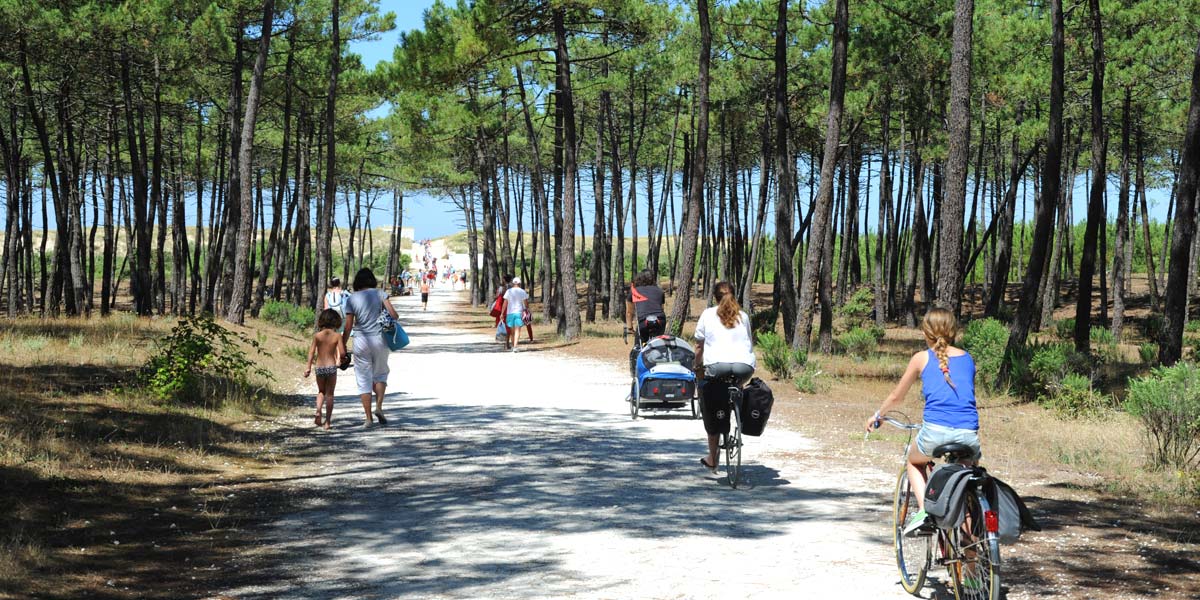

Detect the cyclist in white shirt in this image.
[693,281,756,473]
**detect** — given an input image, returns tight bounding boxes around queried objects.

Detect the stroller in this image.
[627,333,699,420]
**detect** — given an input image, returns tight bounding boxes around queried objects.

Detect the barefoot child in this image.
[305,309,347,430]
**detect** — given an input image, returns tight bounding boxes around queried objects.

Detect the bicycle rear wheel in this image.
[725,394,742,488]
[893,466,930,595]
[948,493,1001,600]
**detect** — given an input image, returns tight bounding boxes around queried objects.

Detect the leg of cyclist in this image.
[907,444,933,511]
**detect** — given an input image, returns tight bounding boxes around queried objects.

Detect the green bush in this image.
[1142,314,1165,339]
[1055,318,1076,341]
[837,327,880,359]
[793,361,825,394]
[757,332,793,379]
[289,306,316,332]
[1090,326,1121,364]
[143,315,273,405]
[961,318,1009,390]
[1041,373,1110,419]
[1186,320,1200,334]
[260,300,294,327]
[1139,343,1158,365]
[1125,363,1200,469]
[838,288,874,329]
[751,309,779,336]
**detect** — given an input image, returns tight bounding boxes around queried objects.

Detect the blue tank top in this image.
[921,349,979,430]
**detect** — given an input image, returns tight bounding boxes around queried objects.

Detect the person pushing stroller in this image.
[626,270,666,344]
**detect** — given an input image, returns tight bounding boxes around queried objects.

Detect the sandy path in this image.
[226,289,940,599]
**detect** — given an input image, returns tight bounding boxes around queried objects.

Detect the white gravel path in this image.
[225,289,946,599]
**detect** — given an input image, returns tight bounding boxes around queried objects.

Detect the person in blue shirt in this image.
[865,307,981,535]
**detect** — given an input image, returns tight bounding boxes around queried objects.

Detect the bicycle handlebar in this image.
[876,415,922,431]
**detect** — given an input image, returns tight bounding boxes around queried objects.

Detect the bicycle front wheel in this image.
[948,493,1001,600]
[725,396,742,488]
[893,466,930,595]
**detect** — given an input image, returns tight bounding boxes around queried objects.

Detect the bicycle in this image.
[703,374,744,489]
[872,413,1001,600]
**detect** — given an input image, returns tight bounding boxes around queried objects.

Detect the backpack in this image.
[326,290,347,317]
[739,377,774,437]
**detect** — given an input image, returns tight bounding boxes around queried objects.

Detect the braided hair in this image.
[921,307,959,388]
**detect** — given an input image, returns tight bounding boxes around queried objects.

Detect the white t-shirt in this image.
[693,307,755,368]
[503,287,529,316]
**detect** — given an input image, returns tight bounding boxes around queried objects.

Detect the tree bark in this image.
[1161,33,1200,366]
[553,9,582,339]
[938,0,975,315]
[668,0,710,336]
[1073,0,1107,354]
[1111,89,1132,339]
[316,0,340,309]
[793,0,848,351]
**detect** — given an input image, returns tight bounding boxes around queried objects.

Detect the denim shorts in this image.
[916,422,982,460]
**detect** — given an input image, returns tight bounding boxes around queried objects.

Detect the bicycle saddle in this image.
[931,443,975,460]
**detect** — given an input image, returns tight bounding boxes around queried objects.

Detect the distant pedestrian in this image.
[342,268,400,427]
[420,279,431,311]
[322,278,350,333]
[305,309,346,430]
[501,276,530,353]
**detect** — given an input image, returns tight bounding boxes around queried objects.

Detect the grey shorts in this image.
[916,422,982,460]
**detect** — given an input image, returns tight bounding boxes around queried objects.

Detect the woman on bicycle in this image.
[864,307,980,535]
[693,281,755,474]
[625,270,667,344]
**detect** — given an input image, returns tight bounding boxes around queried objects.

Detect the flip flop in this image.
[700,458,717,473]
[373,410,388,425]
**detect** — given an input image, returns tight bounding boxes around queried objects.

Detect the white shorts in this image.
[352,333,391,394]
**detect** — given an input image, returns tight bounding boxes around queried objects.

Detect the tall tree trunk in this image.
[1004,0,1065,368]
[553,9,582,339]
[793,0,848,351]
[874,87,892,326]
[515,67,554,320]
[1161,33,1200,366]
[1111,89,1132,339]
[316,0,340,310]
[227,0,275,324]
[1136,124,1159,310]
[1074,0,1107,354]
[668,0,710,336]
[938,0,975,314]
[773,0,797,342]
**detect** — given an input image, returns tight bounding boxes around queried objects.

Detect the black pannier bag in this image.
[985,476,1041,544]
[738,377,775,437]
[924,463,974,529]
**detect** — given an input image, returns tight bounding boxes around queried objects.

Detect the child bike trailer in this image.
[629,335,698,419]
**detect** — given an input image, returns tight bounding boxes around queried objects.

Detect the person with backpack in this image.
[693,281,756,474]
[865,307,981,536]
[322,278,350,334]
[500,276,530,353]
[625,270,667,344]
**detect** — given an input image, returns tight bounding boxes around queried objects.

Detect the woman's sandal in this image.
[373,410,388,425]
[700,457,718,474]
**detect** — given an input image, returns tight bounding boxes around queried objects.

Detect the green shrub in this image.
[961,318,1009,390]
[1090,326,1121,364]
[23,336,48,352]
[289,306,316,332]
[1186,320,1200,334]
[260,300,294,327]
[1055,318,1076,341]
[837,326,880,359]
[1142,314,1165,339]
[793,361,825,394]
[1041,373,1110,419]
[1139,343,1158,365]
[1125,363,1200,469]
[756,332,793,379]
[751,309,779,336]
[283,345,309,362]
[838,287,874,329]
[143,314,273,405]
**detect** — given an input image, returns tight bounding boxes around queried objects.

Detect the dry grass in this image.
[0,313,309,598]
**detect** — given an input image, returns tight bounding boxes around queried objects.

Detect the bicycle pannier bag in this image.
[987,477,1040,544]
[739,377,775,437]
[924,463,974,529]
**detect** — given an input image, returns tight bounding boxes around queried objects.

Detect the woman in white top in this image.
[341,268,400,427]
[693,281,756,473]
[322,278,349,334]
